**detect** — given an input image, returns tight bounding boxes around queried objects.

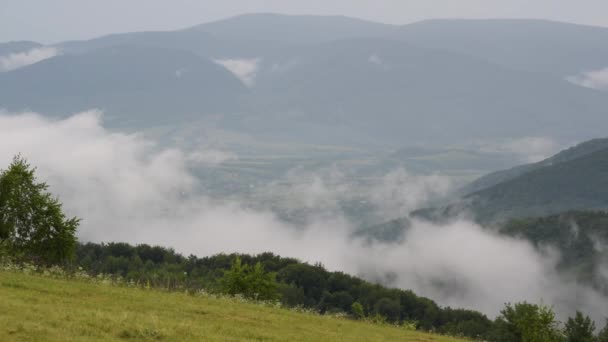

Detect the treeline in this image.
[74,242,608,340]
[75,242,491,337]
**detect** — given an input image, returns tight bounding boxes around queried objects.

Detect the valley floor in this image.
[0,271,465,341]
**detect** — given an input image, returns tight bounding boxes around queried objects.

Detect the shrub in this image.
[351,302,365,320]
[220,257,279,300]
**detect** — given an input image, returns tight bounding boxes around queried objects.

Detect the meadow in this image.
[0,270,466,341]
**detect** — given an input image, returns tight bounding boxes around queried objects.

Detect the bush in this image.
[220,257,279,300]
[495,302,563,342]
[351,302,364,320]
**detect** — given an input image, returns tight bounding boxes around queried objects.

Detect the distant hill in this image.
[4,15,608,146]
[52,16,608,78]
[56,13,395,58]
[403,138,608,224]
[0,45,247,126]
[461,138,608,195]
[393,19,608,77]
[55,16,608,77]
[190,13,396,43]
[249,38,608,145]
[56,29,292,60]
[464,145,608,223]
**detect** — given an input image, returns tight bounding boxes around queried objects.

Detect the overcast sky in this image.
[3,0,608,43]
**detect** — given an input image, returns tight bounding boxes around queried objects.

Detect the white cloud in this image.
[0,110,606,322]
[567,68,608,91]
[0,47,60,72]
[214,58,260,87]
[355,220,608,322]
[368,168,452,219]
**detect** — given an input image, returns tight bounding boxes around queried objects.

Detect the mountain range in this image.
[1,14,608,147]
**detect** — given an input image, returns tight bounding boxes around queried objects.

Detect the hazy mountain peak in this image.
[187,12,397,43]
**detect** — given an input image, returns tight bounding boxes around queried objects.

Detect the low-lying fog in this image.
[1,110,606,322]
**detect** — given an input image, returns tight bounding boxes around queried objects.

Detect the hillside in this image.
[461,138,608,195]
[3,15,608,146]
[248,38,608,145]
[56,13,395,57]
[464,147,608,223]
[0,45,247,126]
[189,13,396,43]
[394,19,608,77]
[55,15,608,78]
[0,271,464,342]
[373,138,608,228]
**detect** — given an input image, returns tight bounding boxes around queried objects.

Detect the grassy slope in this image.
[0,271,465,342]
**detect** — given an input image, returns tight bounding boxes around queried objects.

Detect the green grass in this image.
[0,271,466,341]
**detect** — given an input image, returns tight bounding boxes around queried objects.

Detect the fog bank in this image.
[1,110,606,322]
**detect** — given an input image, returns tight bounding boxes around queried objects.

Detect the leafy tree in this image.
[0,156,79,264]
[598,319,608,342]
[564,311,595,342]
[220,257,278,300]
[351,302,365,319]
[498,302,563,342]
[246,262,279,300]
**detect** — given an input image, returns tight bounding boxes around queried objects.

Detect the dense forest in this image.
[72,241,608,340]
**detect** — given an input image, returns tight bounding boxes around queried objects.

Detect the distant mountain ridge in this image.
[461,138,608,195]
[392,19,608,77]
[464,146,608,223]
[0,45,247,126]
[392,138,608,225]
[188,13,396,43]
[2,14,608,146]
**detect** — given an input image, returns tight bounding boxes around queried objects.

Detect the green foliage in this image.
[10,240,606,341]
[598,320,608,342]
[74,242,494,339]
[497,302,563,342]
[374,297,401,323]
[401,320,418,331]
[564,311,595,342]
[220,257,279,300]
[437,307,494,339]
[0,156,79,264]
[351,301,365,320]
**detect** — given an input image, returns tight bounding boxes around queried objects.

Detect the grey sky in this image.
[3,0,608,43]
